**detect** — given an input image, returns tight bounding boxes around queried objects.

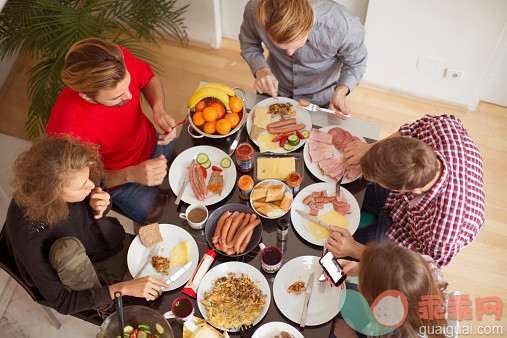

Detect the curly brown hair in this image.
[11,135,103,225]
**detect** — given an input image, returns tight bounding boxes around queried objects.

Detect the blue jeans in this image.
[353,182,393,245]
[109,139,176,224]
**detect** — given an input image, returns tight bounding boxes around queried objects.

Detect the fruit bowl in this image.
[187,86,246,139]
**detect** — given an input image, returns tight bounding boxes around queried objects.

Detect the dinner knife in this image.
[300,272,315,328]
[164,261,192,284]
[295,209,331,231]
[175,159,195,205]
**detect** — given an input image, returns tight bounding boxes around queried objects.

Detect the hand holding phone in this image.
[319,251,347,287]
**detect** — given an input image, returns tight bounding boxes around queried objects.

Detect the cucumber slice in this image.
[137,324,150,331]
[155,323,164,334]
[201,159,211,169]
[196,153,209,165]
[283,143,294,151]
[301,130,309,138]
[220,157,231,168]
[287,134,300,146]
[136,331,148,338]
[124,325,134,334]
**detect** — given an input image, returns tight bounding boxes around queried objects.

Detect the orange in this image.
[229,96,243,113]
[192,111,205,126]
[195,100,206,112]
[208,102,226,119]
[225,112,240,128]
[203,121,217,134]
[203,107,218,122]
[216,118,232,135]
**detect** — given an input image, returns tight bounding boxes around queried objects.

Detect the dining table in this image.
[128,87,381,338]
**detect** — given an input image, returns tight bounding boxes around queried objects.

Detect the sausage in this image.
[213,211,231,243]
[233,219,261,253]
[309,209,318,216]
[315,197,325,203]
[240,213,251,228]
[267,118,297,128]
[320,190,328,198]
[299,99,310,107]
[308,201,316,209]
[221,211,239,241]
[267,123,305,135]
[226,212,245,243]
[238,227,254,253]
[302,195,313,205]
[312,191,322,197]
[214,242,222,251]
[315,202,324,209]
[324,196,337,203]
[225,248,235,255]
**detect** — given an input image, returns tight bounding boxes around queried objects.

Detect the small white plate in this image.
[197,262,271,332]
[303,125,365,184]
[168,145,236,205]
[252,321,304,338]
[250,179,292,219]
[246,97,312,153]
[127,224,199,291]
[273,256,345,326]
[290,182,360,246]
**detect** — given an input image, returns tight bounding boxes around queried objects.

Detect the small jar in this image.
[277,218,289,241]
[238,175,254,199]
[286,171,302,195]
[235,142,254,172]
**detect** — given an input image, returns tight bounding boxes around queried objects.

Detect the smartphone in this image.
[319,251,347,287]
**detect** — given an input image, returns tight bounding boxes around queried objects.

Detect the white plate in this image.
[273,256,345,326]
[303,125,366,184]
[250,179,292,219]
[127,224,199,291]
[197,262,271,332]
[246,97,312,153]
[168,145,236,205]
[290,182,359,246]
[252,321,304,338]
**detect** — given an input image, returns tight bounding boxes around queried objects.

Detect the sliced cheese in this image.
[257,133,282,153]
[253,106,271,128]
[257,157,295,180]
[306,210,351,241]
[169,241,190,267]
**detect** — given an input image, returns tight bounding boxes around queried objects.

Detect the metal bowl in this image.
[187,87,246,139]
[205,203,262,257]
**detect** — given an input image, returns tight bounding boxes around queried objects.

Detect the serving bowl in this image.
[250,179,293,219]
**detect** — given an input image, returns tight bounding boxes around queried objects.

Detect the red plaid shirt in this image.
[384,115,485,268]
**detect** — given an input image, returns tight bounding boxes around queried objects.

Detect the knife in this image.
[300,272,315,328]
[336,169,347,197]
[164,261,192,284]
[175,159,195,205]
[296,209,331,231]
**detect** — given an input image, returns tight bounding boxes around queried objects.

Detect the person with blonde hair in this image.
[5,136,168,315]
[239,0,367,117]
[47,37,177,224]
[331,242,448,337]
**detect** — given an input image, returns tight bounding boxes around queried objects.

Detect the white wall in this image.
[363,0,507,110]
[181,0,222,48]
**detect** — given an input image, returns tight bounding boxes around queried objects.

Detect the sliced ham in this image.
[308,140,332,152]
[309,141,334,163]
[333,201,351,215]
[318,158,344,181]
[309,128,333,144]
[346,167,362,181]
[328,127,359,152]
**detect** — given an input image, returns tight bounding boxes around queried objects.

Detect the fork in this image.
[134,243,161,279]
[239,324,255,338]
[302,102,351,118]
[335,168,347,197]
[318,247,327,293]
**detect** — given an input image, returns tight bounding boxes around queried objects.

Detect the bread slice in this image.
[267,205,286,218]
[251,182,272,201]
[253,202,285,217]
[265,184,284,202]
[279,191,293,212]
[139,223,163,247]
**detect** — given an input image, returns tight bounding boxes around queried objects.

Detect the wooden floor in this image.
[0,38,505,334]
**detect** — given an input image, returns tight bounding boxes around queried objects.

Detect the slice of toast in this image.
[139,223,163,247]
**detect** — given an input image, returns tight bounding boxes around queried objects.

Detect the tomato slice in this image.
[211,165,223,172]
[199,165,207,178]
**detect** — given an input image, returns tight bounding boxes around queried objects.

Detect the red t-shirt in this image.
[46,46,157,171]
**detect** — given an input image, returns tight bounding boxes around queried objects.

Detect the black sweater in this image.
[5,197,125,314]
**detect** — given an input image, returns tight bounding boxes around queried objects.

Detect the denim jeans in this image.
[353,182,393,245]
[109,139,176,224]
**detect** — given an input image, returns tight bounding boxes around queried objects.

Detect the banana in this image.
[188,87,230,110]
[197,83,235,96]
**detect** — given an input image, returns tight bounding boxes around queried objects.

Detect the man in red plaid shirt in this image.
[325,115,485,268]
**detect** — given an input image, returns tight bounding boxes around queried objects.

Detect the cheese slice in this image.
[169,241,190,267]
[306,210,351,241]
[257,157,295,180]
[257,133,282,153]
[253,106,271,128]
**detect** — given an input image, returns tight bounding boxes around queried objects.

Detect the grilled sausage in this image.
[267,123,305,135]
[213,211,231,243]
[226,212,245,243]
[302,195,313,205]
[233,219,261,253]
[221,211,238,243]
[238,227,254,254]
[267,118,296,128]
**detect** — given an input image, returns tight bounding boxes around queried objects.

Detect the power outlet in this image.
[445,68,465,80]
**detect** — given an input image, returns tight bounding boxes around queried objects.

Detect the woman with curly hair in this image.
[5,136,167,315]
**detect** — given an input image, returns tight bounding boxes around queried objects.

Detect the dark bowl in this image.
[205,203,263,257]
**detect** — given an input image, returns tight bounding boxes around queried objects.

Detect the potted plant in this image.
[0,0,188,139]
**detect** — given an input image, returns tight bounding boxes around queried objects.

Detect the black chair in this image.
[0,226,103,327]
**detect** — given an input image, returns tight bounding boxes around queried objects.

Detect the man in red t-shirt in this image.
[47,38,177,224]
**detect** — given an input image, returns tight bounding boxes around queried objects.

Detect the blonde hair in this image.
[255,0,313,44]
[12,135,103,225]
[359,242,448,337]
[360,137,439,191]
[61,37,126,99]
